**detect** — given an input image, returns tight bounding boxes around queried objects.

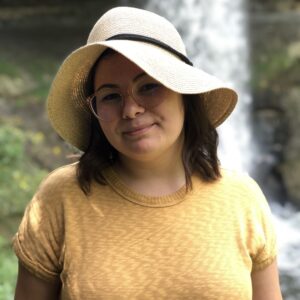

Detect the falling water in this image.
[143,0,300,298]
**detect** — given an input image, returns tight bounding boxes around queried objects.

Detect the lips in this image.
[123,123,156,136]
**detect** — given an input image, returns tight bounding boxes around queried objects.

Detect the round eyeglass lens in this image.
[88,75,167,121]
[132,76,165,108]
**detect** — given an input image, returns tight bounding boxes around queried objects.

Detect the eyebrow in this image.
[95,72,147,92]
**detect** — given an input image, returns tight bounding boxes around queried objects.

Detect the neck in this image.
[115,144,186,197]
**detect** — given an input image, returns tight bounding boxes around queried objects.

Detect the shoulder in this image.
[193,167,263,195]
[217,168,271,214]
[193,168,269,210]
[12,166,78,282]
[38,163,78,191]
[33,162,82,206]
[219,170,277,270]
[219,168,263,194]
[40,162,78,184]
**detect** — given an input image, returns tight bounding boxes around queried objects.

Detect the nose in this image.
[122,93,145,119]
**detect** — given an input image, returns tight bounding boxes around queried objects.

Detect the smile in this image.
[123,123,156,136]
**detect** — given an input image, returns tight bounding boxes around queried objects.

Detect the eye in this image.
[98,93,122,103]
[139,83,162,95]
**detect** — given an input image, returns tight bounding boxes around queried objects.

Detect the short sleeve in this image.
[244,176,278,272]
[12,172,65,282]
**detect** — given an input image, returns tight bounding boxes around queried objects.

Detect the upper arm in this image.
[15,261,61,300]
[251,259,282,300]
[12,171,66,295]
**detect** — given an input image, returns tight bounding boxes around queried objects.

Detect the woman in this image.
[13,6,282,300]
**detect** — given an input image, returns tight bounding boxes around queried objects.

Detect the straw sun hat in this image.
[47,6,238,151]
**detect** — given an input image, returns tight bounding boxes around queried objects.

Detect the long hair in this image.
[76,50,221,195]
[181,94,220,189]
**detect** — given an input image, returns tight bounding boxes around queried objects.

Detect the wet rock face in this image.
[250,0,300,207]
[281,88,300,204]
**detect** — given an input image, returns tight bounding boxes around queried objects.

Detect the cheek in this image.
[98,121,117,143]
[166,99,185,126]
[158,94,184,116]
[173,101,185,134]
[157,103,184,138]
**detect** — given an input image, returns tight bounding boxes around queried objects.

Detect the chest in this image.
[60,201,253,299]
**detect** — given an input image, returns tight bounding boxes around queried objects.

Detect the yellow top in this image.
[13,163,277,300]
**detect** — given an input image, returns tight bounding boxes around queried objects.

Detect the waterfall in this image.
[143,0,300,298]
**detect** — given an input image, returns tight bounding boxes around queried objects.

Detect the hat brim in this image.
[47,40,237,151]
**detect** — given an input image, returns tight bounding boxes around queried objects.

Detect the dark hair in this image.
[76,50,221,195]
[181,94,220,189]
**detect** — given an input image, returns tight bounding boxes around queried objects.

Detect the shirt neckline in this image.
[102,166,188,207]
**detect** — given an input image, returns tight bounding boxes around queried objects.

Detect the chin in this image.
[121,144,163,161]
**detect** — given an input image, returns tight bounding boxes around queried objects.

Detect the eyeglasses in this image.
[87,74,168,122]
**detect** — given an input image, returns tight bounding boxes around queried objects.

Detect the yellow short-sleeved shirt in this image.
[13,163,277,299]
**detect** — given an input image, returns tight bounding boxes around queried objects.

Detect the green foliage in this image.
[0,41,56,300]
[0,236,17,300]
[0,124,47,217]
[0,59,19,77]
[24,58,58,81]
[0,53,58,107]
[0,125,48,299]
[0,125,24,166]
[251,48,296,89]
[30,82,52,101]
[20,57,59,105]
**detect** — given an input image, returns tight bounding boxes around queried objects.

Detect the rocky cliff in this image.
[249,0,300,207]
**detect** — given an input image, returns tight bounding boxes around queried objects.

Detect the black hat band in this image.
[106,33,193,66]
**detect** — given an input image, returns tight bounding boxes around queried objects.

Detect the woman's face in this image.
[93,52,185,162]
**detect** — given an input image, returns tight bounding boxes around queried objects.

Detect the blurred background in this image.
[0,0,299,299]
